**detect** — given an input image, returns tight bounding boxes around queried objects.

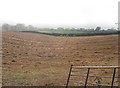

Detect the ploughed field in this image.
[2,32,119,86]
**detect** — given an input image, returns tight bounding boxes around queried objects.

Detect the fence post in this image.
[66,64,73,88]
[84,68,90,88]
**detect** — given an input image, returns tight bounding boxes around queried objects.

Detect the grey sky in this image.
[0,0,119,29]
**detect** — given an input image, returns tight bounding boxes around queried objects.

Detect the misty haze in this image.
[1,0,120,87]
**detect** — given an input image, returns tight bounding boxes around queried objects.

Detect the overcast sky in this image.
[0,0,119,29]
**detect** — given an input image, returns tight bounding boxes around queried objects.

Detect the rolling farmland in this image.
[2,32,119,86]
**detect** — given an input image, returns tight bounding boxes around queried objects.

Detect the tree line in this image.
[2,23,118,34]
[2,23,38,32]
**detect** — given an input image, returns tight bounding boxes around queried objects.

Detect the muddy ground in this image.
[2,32,119,86]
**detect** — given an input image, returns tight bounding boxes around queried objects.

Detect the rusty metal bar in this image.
[72,66,120,69]
[110,68,116,88]
[84,68,90,88]
[71,73,120,78]
[66,64,73,88]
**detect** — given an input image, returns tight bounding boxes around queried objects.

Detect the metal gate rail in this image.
[66,65,120,88]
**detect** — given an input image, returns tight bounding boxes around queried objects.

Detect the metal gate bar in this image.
[66,65,73,88]
[84,68,90,88]
[111,68,116,88]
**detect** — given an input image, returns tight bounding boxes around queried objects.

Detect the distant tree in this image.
[64,28,71,30]
[95,26,101,31]
[27,25,35,31]
[71,28,75,30]
[10,25,17,32]
[57,27,64,30]
[89,28,94,32]
[2,23,11,31]
[16,24,26,31]
[107,28,117,32]
[79,28,85,31]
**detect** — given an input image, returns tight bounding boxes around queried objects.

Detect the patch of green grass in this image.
[39,30,84,34]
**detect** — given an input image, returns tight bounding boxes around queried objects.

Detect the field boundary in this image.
[20,31,119,37]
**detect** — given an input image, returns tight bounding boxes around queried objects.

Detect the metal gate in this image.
[66,65,120,88]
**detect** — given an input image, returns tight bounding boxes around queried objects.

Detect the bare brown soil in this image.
[2,32,119,86]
